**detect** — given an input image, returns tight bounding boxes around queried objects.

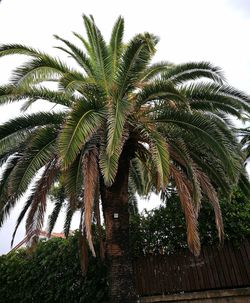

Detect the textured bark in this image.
[100,142,138,303]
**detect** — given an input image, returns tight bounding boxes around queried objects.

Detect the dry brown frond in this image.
[83,147,98,257]
[197,170,224,242]
[25,158,58,243]
[171,165,201,256]
[169,146,202,213]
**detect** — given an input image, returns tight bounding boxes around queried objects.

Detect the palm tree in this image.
[0,15,249,302]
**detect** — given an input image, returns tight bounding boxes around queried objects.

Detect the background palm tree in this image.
[0,15,249,302]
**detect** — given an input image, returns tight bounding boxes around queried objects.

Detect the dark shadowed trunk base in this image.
[100,141,138,303]
[108,255,138,303]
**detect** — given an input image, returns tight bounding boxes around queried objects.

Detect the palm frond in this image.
[11,55,73,87]
[83,15,110,91]
[154,109,238,178]
[139,124,170,189]
[162,62,225,85]
[58,100,105,169]
[197,170,224,242]
[47,186,65,236]
[109,16,124,78]
[83,147,98,256]
[140,61,173,81]
[25,158,58,243]
[107,98,130,155]
[0,44,42,58]
[171,165,200,256]
[0,155,20,227]
[10,192,34,247]
[9,127,57,201]
[114,33,155,100]
[63,202,75,238]
[54,35,94,77]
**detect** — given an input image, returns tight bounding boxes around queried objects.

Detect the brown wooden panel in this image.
[133,239,250,296]
[233,244,249,286]
[202,246,216,289]
[240,244,250,281]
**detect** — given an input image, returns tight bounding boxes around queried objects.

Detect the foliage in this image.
[0,234,108,303]
[130,190,250,256]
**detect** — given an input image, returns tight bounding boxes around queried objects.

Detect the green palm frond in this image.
[0,155,20,227]
[58,71,89,94]
[129,157,151,196]
[0,84,26,106]
[47,186,65,236]
[59,100,105,169]
[136,80,186,108]
[181,82,250,114]
[162,62,225,85]
[139,125,170,189]
[10,192,34,247]
[0,112,64,140]
[0,44,42,58]
[107,97,130,155]
[72,32,91,54]
[64,202,75,237]
[54,35,94,77]
[140,61,173,81]
[11,55,73,87]
[109,16,124,78]
[17,87,72,108]
[114,33,156,100]
[155,109,238,177]
[99,142,120,186]
[83,15,110,91]
[10,127,57,198]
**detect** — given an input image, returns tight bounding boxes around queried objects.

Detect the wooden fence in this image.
[133,238,250,296]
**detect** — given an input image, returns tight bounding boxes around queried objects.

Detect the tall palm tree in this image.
[0,15,249,302]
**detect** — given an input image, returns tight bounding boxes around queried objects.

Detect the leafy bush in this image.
[130,190,250,255]
[0,235,108,303]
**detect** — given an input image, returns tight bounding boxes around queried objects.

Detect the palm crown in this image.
[0,15,249,258]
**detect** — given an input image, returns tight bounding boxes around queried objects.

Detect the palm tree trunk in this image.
[100,144,138,303]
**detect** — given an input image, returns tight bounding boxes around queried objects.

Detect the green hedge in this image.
[0,235,108,303]
[130,190,250,255]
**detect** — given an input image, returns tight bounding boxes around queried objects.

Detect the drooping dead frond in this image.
[79,209,88,274]
[83,147,98,256]
[25,158,58,243]
[197,170,224,242]
[171,165,200,256]
[169,144,202,213]
[94,191,105,260]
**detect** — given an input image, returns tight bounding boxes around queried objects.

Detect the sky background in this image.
[0,0,250,255]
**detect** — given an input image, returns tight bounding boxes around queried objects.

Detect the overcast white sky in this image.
[0,0,250,255]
